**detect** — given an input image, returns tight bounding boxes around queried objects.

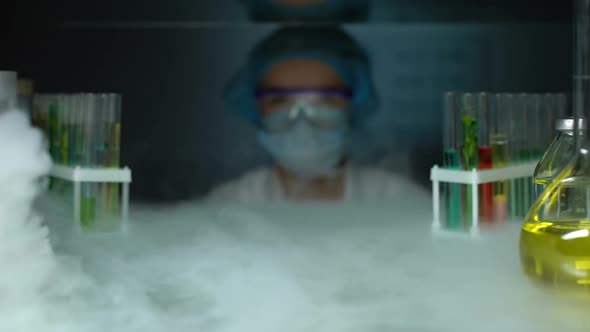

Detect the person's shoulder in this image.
[351,166,428,201]
[202,167,275,205]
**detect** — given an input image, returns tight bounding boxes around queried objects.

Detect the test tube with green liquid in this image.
[96,94,111,230]
[80,94,97,230]
[96,95,108,226]
[461,93,478,227]
[490,94,510,221]
[443,92,461,229]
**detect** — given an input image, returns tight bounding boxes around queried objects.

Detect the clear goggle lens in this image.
[257,89,352,132]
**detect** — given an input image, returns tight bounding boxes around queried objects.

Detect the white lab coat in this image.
[204,166,429,205]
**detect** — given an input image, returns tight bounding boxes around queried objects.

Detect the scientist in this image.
[206,27,426,204]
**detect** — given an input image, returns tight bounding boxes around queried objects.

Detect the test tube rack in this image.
[430,161,537,237]
[49,164,132,232]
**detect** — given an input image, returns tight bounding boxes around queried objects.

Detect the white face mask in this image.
[257,119,349,179]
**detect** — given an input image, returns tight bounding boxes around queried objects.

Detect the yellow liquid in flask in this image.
[521,220,590,290]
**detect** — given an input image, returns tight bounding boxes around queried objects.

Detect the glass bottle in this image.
[520,0,590,295]
[521,142,590,294]
[533,118,587,199]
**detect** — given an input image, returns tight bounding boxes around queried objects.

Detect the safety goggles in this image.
[256,89,352,132]
[257,88,352,112]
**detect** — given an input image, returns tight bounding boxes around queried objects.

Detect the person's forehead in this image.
[260,58,347,90]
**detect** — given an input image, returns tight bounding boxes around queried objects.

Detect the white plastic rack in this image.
[430,162,537,237]
[49,165,132,231]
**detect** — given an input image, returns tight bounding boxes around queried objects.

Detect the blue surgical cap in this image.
[240,0,370,22]
[224,26,378,128]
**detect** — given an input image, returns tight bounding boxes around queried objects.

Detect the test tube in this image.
[461,93,478,227]
[107,94,122,226]
[443,92,462,228]
[491,93,510,221]
[66,95,77,166]
[91,93,122,231]
[461,93,479,170]
[476,93,494,222]
[17,79,34,119]
[516,93,537,217]
[522,94,543,212]
[101,93,116,167]
[46,95,60,191]
[32,94,45,132]
[80,94,97,230]
[95,94,108,228]
[534,93,555,201]
[110,93,122,169]
[0,71,17,112]
[48,95,59,164]
[514,94,530,163]
[499,93,519,217]
[62,94,73,193]
[94,95,106,167]
[541,94,557,150]
[81,94,91,166]
[528,94,544,160]
[515,94,530,216]
[31,94,50,163]
[56,94,67,166]
[73,94,84,165]
[42,95,50,135]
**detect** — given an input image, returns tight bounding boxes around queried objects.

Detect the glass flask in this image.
[521,143,590,294]
[520,0,590,296]
[533,118,586,199]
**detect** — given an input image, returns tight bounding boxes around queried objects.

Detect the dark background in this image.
[2,1,573,202]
